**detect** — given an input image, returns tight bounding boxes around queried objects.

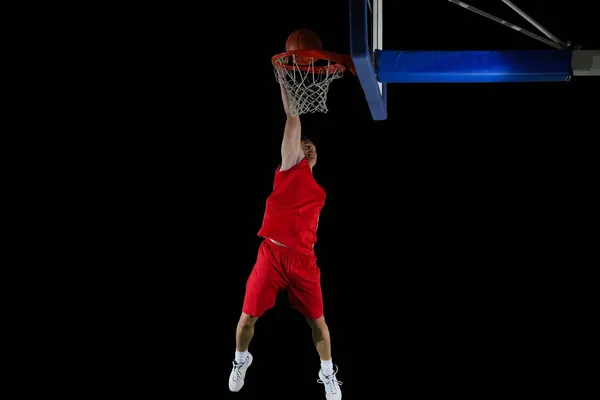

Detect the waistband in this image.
[264,238,317,260]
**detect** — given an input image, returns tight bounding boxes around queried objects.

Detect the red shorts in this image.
[242,239,323,320]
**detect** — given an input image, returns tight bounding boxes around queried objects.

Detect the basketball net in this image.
[273,55,345,117]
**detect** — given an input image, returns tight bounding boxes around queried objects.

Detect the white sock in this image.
[235,350,248,364]
[321,359,334,376]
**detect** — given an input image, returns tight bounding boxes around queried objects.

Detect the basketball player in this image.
[227,82,342,400]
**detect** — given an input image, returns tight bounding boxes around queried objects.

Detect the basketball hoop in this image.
[272,50,355,117]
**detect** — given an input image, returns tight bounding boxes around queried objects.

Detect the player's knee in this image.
[307,315,326,330]
[239,312,258,327]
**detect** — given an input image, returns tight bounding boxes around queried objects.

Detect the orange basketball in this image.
[285,29,322,65]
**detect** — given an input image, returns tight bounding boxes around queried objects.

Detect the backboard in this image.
[350,0,386,121]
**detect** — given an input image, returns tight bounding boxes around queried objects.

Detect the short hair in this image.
[301,135,312,143]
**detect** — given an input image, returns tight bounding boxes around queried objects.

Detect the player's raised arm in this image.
[279,83,303,171]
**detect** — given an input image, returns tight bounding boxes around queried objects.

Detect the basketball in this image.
[285,29,323,65]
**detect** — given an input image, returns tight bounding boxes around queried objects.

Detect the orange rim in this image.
[272,50,355,74]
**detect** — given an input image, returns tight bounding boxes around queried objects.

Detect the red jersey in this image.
[257,158,326,255]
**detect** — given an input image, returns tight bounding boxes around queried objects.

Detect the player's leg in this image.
[229,240,284,392]
[236,312,257,354]
[307,316,332,367]
[288,259,342,400]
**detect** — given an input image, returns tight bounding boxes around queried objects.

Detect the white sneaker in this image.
[317,366,342,400]
[228,352,253,392]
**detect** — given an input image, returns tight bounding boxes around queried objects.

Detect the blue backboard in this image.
[350,0,387,121]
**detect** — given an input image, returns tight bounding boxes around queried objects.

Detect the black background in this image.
[82,1,597,398]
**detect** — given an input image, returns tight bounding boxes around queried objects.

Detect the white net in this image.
[273,54,345,117]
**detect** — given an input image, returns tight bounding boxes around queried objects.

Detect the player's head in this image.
[301,136,317,168]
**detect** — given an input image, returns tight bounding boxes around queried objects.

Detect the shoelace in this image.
[317,366,342,394]
[231,360,245,382]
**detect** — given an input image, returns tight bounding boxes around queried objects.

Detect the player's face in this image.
[302,139,317,168]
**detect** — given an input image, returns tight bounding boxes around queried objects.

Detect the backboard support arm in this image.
[501,0,567,48]
[447,0,566,50]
